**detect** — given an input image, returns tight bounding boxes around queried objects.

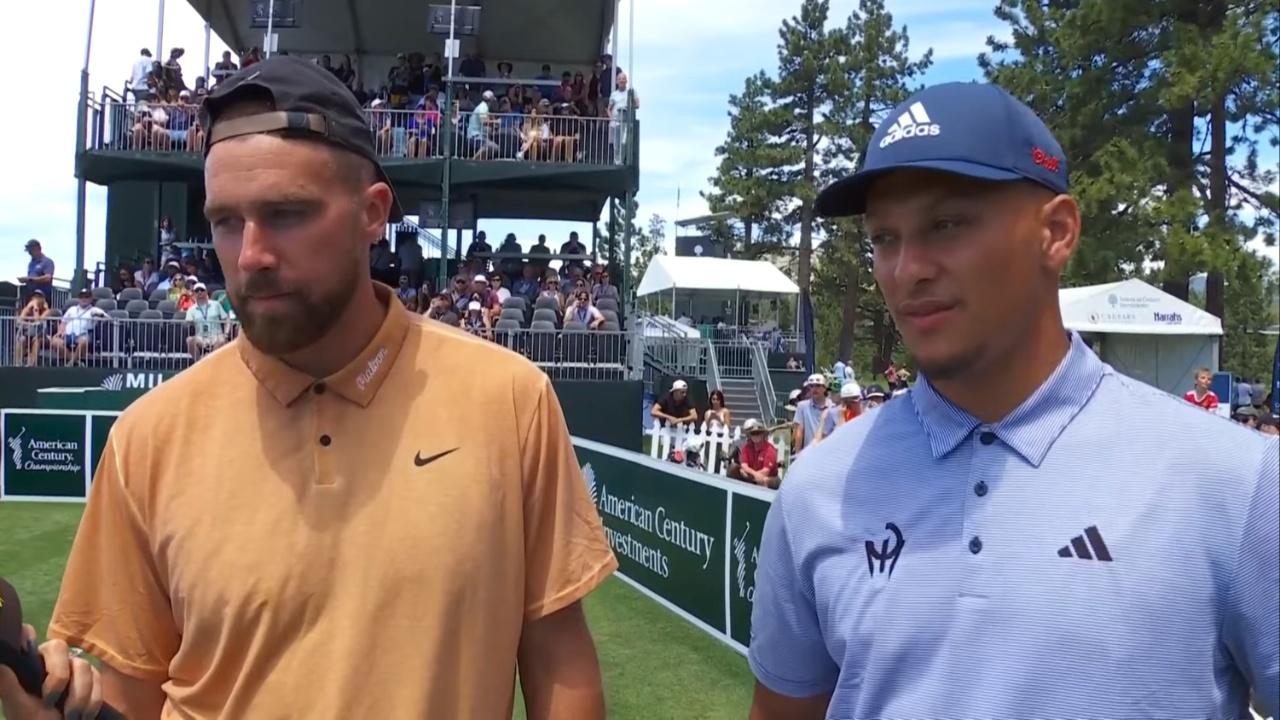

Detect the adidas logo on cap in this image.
[879,102,941,148]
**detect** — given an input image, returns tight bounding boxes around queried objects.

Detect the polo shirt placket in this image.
[959,425,999,598]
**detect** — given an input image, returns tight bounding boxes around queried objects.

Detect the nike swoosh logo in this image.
[414,448,460,468]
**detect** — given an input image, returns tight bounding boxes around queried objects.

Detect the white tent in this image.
[1059,278,1222,395]
[635,256,800,297]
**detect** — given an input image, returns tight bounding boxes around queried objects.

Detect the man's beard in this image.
[229,262,360,356]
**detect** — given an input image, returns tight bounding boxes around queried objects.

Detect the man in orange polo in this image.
[10,57,616,720]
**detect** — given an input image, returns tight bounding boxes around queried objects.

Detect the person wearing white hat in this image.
[729,419,780,488]
[185,281,231,360]
[651,379,698,427]
[815,381,863,444]
[467,89,500,159]
[681,435,706,471]
[793,373,836,452]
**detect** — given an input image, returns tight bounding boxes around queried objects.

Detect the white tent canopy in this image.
[1059,278,1223,336]
[635,257,800,297]
[1060,279,1222,397]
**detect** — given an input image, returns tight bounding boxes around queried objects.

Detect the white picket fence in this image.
[646,420,792,477]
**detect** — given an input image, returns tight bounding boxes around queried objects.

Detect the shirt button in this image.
[974,480,988,497]
[979,431,996,445]
[313,383,326,395]
[319,434,332,447]
[969,536,983,554]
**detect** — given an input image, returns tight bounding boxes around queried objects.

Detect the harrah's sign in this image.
[1153,311,1183,325]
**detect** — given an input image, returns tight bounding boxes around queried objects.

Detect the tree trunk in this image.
[869,306,887,374]
[1162,2,1199,302]
[796,98,816,296]
[836,237,861,362]
[1204,0,1228,360]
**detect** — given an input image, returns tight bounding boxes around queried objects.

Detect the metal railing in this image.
[709,340,756,379]
[87,100,629,167]
[643,337,710,380]
[706,339,723,393]
[750,341,779,426]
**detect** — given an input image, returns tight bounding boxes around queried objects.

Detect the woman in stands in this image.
[538,273,564,312]
[566,290,605,330]
[112,266,135,296]
[15,290,50,366]
[705,390,732,433]
[459,298,492,339]
[520,100,553,161]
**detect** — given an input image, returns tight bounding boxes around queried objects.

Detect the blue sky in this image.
[1,0,1274,283]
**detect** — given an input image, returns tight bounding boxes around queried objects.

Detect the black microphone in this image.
[0,577,126,719]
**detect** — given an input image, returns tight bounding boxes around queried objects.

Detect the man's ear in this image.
[1039,193,1080,275]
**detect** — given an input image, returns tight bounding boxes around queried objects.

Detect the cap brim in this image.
[815,160,1025,217]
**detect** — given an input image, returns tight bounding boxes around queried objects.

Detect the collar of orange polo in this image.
[237,283,410,408]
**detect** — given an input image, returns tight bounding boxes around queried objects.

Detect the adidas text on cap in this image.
[815,82,1069,217]
[200,56,405,221]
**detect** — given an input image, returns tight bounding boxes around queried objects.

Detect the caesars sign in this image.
[575,438,774,654]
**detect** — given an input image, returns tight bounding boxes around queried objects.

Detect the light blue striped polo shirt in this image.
[749,332,1279,719]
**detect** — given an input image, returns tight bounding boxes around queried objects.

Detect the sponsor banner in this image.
[2,412,90,500]
[574,437,775,655]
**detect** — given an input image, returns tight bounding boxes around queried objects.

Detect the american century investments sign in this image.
[575,437,775,655]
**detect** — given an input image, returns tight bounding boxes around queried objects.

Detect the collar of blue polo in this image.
[908,331,1104,467]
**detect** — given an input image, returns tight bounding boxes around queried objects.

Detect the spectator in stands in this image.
[470,274,502,311]
[862,384,886,409]
[560,264,587,296]
[370,238,395,286]
[536,64,555,82]
[785,355,802,370]
[489,271,512,304]
[728,419,780,488]
[652,379,698,427]
[334,54,355,88]
[495,233,522,281]
[538,273,564,311]
[529,233,551,270]
[608,71,639,164]
[1184,367,1220,411]
[705,389,732,431]
[163,47,186,92]
[816,381,862,443]
[14,289,50,366]
[465,230,493,268]
[211,51,238,86]
[396,275,419,311]
[793,373,836,452]
[185,282,229,360]
[156,260,180,292]
[459,51,486,78]
[388,54,412,106]
[176,276,196,312]
[397,235,424,290]
[571,72,588,104]
[407,97,441,158]
[513,263,540,303]
[560,231,588,271]
[51,289,107,366]
[591,266,619,304]
[519,100,553,160]
[449,275,471,314]
[565,290,605,329]
[19,239,55,302]
[159,215,177,245]
[134,257,158,294]
[190,76,209,107]
[130,49,154,101]
[112,266,135,296]
[468,90,500,160]
[496,61,515,80]
[424,292,458,324]
[460,299,492,337]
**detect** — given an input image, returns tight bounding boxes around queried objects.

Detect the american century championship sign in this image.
[2,411,93,501]
[573,437,775,655]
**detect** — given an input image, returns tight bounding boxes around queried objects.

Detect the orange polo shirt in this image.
[49,284,617,719]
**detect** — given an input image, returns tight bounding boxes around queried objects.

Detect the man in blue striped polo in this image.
[747,82,1279,720]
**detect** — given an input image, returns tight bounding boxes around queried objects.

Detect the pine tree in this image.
[703,72,792,254]
[769,0,850,298]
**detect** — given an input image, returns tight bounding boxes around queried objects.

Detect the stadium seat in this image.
[124,299,149,318]
[600,309,619,326]
[534,295,560,313]
[92,286,114,300]
[528,320,556,363]
[532,308,559,327]
[601,320,620,332]
[149,288,169,303]
[563,320,588,332]
[501,296,526,311]
[499,308,525,325]
[156,300,178,319]
[493,318,521,352]
[107,309,129,320]
[95,299,117,312]
[118,287,144,303]
[596,298,619,315]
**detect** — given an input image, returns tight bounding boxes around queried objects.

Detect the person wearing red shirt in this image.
[730,419,780,489]
[1183,367,1220,411]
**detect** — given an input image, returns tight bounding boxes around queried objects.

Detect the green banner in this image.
[573,438,775,655]
[2,412,88,499]
[728,493,770,647]
[577,445,728,631]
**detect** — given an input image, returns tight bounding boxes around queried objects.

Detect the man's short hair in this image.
[1196,367,1212,377]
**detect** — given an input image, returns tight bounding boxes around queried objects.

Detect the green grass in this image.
[0,502,754,719]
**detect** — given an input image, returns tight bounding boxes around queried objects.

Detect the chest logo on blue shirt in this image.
[865,522,905,578]
[1056,525,1113,561]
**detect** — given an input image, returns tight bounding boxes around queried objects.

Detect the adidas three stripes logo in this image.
[1057,525,1113,561]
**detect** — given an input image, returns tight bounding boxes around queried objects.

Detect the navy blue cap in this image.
[816,82,1069,217]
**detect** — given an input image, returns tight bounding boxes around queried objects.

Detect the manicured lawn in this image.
[0,502,754,719]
